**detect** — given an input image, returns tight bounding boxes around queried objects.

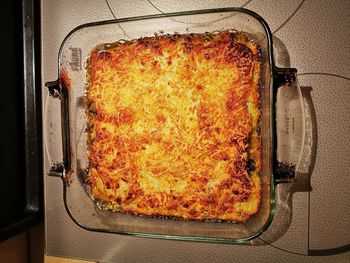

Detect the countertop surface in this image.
[42,0,350,262]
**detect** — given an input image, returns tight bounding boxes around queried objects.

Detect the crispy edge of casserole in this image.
[85,31,261,222]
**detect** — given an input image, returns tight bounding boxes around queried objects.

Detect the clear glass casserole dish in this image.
[45,7,305,244]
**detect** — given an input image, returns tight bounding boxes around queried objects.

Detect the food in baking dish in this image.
[85,30,261,222]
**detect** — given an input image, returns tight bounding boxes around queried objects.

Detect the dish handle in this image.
[44,79,71,185]
[273,68,305,184]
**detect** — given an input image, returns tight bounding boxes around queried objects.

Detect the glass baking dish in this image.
[45,7,305,244]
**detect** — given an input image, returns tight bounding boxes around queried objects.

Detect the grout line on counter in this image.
[105,0,131,39]
[273,0,306,34]
[298,72,350,81]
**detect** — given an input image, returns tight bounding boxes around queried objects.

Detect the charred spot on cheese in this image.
[86,30,261,222]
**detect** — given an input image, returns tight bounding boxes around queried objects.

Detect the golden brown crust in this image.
[86,31,261,222]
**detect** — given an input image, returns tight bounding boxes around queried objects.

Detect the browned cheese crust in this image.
[86,31,261,222]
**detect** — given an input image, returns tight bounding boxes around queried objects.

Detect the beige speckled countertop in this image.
[42,1,349,262]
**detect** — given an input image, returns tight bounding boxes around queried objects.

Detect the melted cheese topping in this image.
[86,31,261,221]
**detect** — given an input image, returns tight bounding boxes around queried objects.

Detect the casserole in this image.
[45,8,305,243]
[86,31,262,222]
